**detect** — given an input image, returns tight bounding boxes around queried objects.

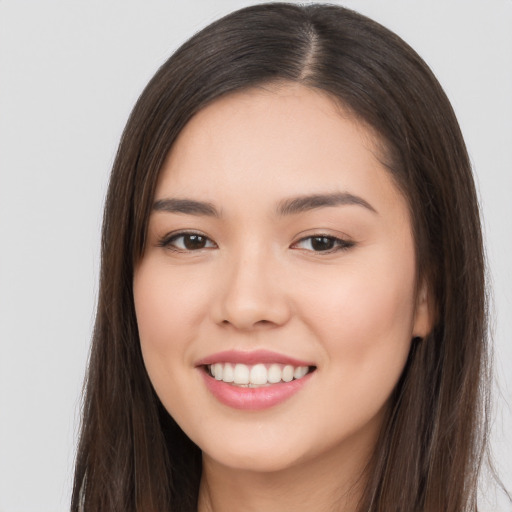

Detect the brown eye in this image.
[182,234,208,250]
[293,235,354,253]
[159,232,216,251]
[310,236,336,251]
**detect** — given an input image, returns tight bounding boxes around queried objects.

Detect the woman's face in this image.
[134,84,431,475]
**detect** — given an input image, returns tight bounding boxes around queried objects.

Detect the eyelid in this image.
[157,230,217,251]
[156,230,354,254]
[291,233,355,253]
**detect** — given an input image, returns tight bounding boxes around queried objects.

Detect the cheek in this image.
[134,270,176,356]
[297,249,417,401]
[134,260,207,347]
[302,262,415,339]
[133,260,208,400]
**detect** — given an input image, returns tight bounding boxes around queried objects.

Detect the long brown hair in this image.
[72,4,490,511]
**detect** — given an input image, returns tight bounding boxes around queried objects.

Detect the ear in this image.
[412,280,434,339]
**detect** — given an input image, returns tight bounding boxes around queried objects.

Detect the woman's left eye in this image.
[292,235,354,253]
[158,232,217,251]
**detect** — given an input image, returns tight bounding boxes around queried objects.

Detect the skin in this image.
[133,83,431,512]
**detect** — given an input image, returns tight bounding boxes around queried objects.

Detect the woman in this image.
[72,3,490,511]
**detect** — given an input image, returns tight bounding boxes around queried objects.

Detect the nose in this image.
[212,248,291,330]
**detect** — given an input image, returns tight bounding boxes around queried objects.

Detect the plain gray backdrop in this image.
[1,1,511,510]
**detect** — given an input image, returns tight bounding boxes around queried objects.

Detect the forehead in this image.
[156,83,402,215]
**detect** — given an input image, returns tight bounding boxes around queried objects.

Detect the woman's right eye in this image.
[158,232,217,251]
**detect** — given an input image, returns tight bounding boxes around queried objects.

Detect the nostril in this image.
[220,318,279,328]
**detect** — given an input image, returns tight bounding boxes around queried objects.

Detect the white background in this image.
[0,1,511,510]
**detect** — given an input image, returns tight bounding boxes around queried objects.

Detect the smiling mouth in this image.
[205,362,316,388]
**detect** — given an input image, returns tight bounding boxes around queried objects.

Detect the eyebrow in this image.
[277,192,377,216]
[153,198,220,217]
[152,192,377,218]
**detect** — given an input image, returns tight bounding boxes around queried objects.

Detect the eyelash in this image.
[157,231,355,254]
[157,231,217,252]
[292,234,355,253]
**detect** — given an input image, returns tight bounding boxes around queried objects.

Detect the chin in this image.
[202,442,306,474]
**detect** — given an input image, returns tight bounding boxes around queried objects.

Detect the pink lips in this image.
[196,349,313,367]
[196,350,315,411]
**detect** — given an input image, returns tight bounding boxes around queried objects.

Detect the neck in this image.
[197,439,372,512]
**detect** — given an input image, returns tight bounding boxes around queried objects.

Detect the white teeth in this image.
[267,364,282,384]
[233,363,250,384]
[222,363,234,383]
[208,362,311,387]
[213,363,223,380]
[250,364,268,385]
[282,365,294,382]
[294,366,308,379]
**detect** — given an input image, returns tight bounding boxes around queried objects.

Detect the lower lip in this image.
[200,370,313,410]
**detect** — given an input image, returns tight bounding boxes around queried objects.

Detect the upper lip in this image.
[195,349,314,367]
